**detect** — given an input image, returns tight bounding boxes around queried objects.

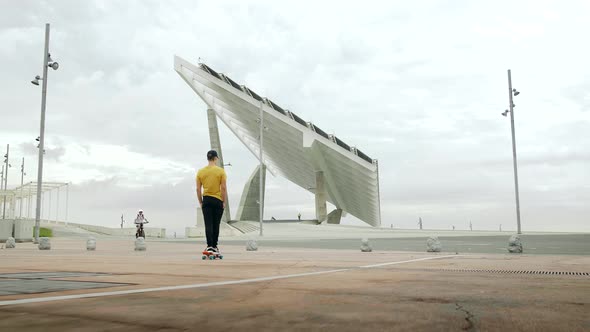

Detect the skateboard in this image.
[202,250,223,260]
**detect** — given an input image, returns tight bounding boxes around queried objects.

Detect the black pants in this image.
[202,196,224,247]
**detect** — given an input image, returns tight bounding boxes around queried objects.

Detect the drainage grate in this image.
[0,272,130,295]
[437,269,590,276]
[0,272,111,280]
[0,279,131,296]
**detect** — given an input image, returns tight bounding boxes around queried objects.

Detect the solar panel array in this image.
[265,98,287,116]
[198,63,374,165]
[312,124,330,140]
[176,56,381,226]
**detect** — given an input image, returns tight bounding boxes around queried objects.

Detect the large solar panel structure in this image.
[175,56,381,227]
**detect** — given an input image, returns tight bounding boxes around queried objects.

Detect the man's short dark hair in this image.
[207,150,219,161]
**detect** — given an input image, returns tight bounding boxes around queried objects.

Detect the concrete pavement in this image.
[0,237,588,331]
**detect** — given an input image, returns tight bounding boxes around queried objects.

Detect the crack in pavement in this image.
[455,303,476,331]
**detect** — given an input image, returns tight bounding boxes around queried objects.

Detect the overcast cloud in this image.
[1,0,589,235]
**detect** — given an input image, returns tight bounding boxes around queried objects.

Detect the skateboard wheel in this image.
[209,255,215,260]
[202,256,206,260]
[219,256,223,259]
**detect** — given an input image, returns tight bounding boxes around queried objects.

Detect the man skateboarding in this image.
[196,150,227,256]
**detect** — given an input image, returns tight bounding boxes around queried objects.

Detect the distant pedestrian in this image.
[120,214,125,229]
[452,225,455,231]
[298,212,301,221]
[469,221,473,231]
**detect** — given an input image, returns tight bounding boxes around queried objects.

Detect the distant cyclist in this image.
[135,210,149,224]
[134,210,149,238]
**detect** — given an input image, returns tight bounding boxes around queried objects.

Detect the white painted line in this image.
[360,254,460,268]
[0,255,461,307]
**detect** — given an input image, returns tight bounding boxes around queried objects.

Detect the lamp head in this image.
[31,75,41,86]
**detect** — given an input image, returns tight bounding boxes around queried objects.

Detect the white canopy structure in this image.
[175,56,381,226]
[1,181,69,221]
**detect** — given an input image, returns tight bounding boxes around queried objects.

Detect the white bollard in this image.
[38,237,51,250]
[508,234,523,253]
[86,236,96,251]
[246,239,258,251]
[135,237,146,251]
[426,236,442,252]
[360,238,372,252]
[6,237,16,249]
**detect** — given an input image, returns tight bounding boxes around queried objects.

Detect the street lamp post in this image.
[505,69,522,234]
[65,183,69,226]
[19,157,25,219]
[258,101,264,236]
[33,23,59,243]
[0,164,3,219]
[56,186,60,222]
[2,144,9,219]
[48,190,52,221]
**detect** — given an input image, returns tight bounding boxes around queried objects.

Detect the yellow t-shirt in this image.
[196,166,227,201]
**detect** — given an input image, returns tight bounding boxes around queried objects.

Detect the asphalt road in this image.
[222,234,590,255]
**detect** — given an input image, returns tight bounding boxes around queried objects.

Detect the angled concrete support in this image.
[207,108,231,222]
[327,208,343,224]
[315,171,327,224]
[196,206,205,229]
[236,165,266,221]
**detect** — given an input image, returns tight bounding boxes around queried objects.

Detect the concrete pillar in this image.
[315,171,327,224]
[236,165,266,221]
[207,108,231,222]
[327,208,343,224]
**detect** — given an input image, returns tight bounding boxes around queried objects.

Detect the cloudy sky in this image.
[1,0,588,235]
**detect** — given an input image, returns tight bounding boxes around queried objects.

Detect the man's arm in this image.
[196,177,203,206]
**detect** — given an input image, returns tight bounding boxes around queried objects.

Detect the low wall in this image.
[14,219,34,242]
[35,219,166,238]
[185,227,205,238]
[0,220,14,242]
[0,219,35,242]
[185,222,238,238]
[65,223,166,238]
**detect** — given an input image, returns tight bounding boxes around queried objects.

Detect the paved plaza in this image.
[1,235,588,331]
